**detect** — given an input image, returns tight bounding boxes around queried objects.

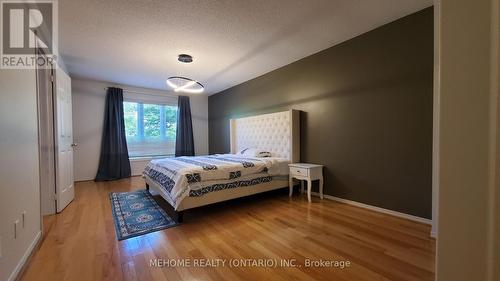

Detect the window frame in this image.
[123,96,178,159]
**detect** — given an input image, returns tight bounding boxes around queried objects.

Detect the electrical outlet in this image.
[14,220,19,239]
[22,211,26,228]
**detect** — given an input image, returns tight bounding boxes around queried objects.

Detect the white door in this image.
[55,68,75,212]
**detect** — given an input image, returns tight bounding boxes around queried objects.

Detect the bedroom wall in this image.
[0,69,41,281]
[208,8,433,218]
[72,78,209,181]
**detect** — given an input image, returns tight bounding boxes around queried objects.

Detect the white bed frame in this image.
[144,109,300,221]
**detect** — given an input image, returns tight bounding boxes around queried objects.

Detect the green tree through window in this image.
[123,102,137,137]
[144,104,161,137]
[164,105,177,139]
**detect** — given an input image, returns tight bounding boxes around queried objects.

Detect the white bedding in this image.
[144,154,289,208]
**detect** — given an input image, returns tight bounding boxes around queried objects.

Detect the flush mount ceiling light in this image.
[166,76,204,94]
[166,54,204,93]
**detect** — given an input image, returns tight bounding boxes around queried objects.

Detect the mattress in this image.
[144,154,290,208]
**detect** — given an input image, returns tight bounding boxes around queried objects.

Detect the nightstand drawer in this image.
[290,167,309,176]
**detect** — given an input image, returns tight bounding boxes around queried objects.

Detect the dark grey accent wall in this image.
[208,8,433,218]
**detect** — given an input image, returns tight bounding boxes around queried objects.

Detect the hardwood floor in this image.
[21,176,435,281]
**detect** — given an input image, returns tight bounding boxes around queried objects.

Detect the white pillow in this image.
[238,148,272,158]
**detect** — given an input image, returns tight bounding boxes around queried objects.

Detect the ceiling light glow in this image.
[166,76,204,94]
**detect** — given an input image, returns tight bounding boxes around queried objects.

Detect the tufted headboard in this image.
[229,110,300,162]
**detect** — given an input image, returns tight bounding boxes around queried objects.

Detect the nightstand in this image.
[288,163,324,202]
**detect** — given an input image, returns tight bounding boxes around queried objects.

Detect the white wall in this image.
[72,78,209,181]
[0,69,42,281]
[436,0,499,280]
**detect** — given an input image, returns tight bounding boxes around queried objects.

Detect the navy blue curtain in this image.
[175,96,195,157]
[95,87,131,181]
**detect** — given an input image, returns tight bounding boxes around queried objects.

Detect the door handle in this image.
[71,143,78,147]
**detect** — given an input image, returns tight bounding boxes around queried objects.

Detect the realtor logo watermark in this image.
[1,0,57,68]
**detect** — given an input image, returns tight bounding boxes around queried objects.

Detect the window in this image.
[123,101,177,158]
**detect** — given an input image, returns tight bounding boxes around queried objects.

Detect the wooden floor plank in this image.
[20,176,435,281]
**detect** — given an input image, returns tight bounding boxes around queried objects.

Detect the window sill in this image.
[129,155,174,162]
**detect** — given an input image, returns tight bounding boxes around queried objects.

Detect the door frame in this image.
[35,47,57,236]
[431,0,440,239]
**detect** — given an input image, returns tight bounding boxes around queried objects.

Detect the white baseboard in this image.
[310,192,432,225]
[8,231,41,281]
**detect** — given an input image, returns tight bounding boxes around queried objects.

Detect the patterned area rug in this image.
[109,190,178,240]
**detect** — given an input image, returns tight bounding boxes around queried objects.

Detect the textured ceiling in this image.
[59,0,432,95]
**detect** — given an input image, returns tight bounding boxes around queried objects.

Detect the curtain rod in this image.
[104,87,178,98]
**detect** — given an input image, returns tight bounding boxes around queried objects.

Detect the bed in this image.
[143,109,300,222]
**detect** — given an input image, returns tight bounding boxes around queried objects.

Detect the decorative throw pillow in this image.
[239,148,272,157]
[256,151,272,157]
[238,148,250,155]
